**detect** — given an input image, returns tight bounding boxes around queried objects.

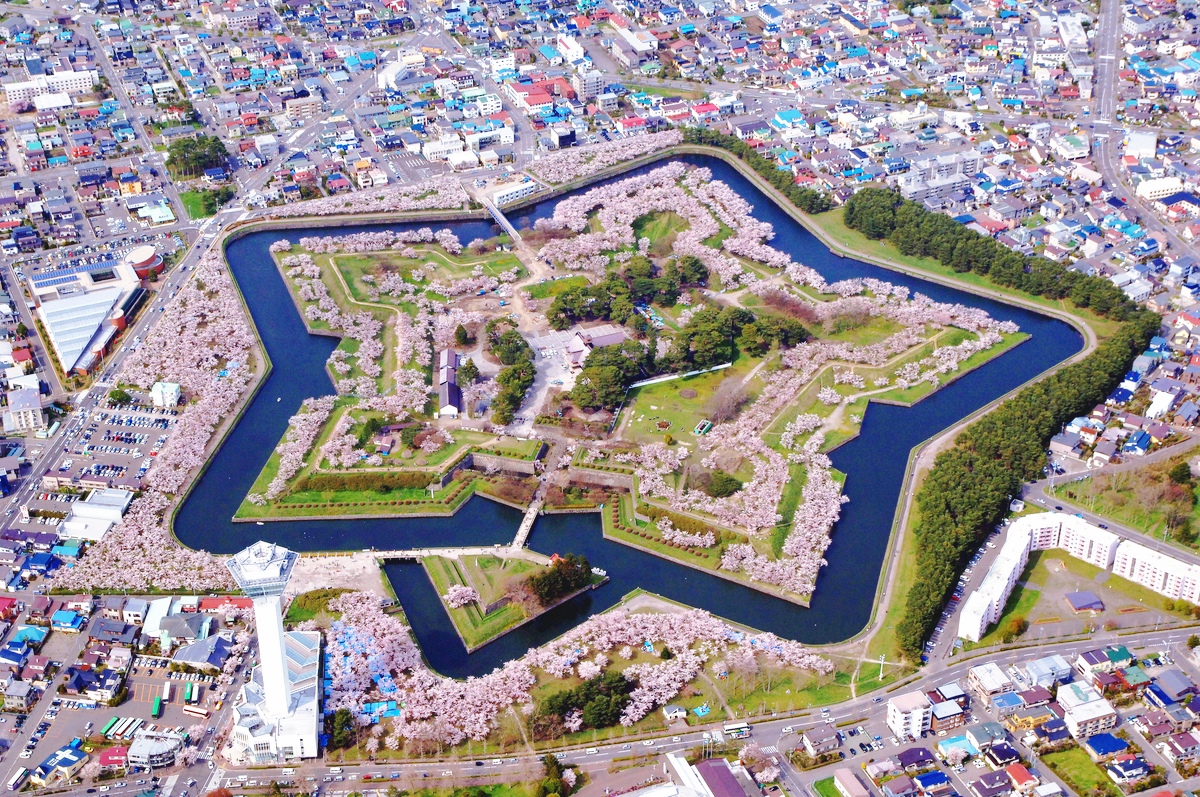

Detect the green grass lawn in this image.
[1042,747,1121,797]
[624,356,762,445]
[633,210,690,241]
[823,316,904,345]
[459,555,541,606]
[484,437,543,459]
[284,588,352,624]
[234,475,479,520]
[336,249,523,292]
[627,83,704,100]
[527,275,589,299]
[969,583,1042,648]
[179,191,213,220]
[423,555,531,650]
[813,778,840,797]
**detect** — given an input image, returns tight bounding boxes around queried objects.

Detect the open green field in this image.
[527,275,589,299]
[1042,747,1122,797]
[822,315,905,345]
[334,249,524,306]
[422,555,530,649]
[628,83,705,100]
[1047,450,1200,547]
[233,474,479,520]
[284,588,352,624]
[622,357,762,445]
[633,210,690,241]
[486,437,543,459]
[179,191,213,220]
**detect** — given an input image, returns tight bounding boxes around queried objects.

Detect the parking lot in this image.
[45,392,181,491]
[518,329,578,430]
[925,528,1003,659]
[21,232,181,287]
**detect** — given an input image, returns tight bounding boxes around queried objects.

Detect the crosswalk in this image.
[761,746,779,754]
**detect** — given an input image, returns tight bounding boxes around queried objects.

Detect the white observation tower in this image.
[227,541,297,717]
[225,541,319,764]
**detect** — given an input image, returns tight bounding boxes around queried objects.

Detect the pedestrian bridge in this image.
[481,197,522,244]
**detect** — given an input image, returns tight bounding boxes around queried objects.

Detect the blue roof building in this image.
[50,610,84,633]
[1084,733,1128,761]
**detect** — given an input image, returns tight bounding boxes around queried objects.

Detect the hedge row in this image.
[641,505,723,540]
[293,470,434,493]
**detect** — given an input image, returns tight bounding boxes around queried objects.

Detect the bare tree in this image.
[708,380,750,423]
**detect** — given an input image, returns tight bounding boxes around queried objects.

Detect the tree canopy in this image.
[166,135,229,179]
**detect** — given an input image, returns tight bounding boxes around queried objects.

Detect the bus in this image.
[109,717,132,739]
[7,769,28,791]
[101,717,120,737]
[123,719,145,740]
[184,683,195,704]
[162,682,171,703]
[723,722,751,740]
[182,706,210,720]
[151,697,163,719]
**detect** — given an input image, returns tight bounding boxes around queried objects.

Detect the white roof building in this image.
[957,528,1031,642]
[1112,539,1200,603]
[60,488,134,542]
[968,662,1015,697]
[1056,681,1117,738]
[887,691,933,739]
[127,729,185,768]
[227,542,320,763]
[36,287,122,373]
[151,382,180,408]
[959,513,1120,642]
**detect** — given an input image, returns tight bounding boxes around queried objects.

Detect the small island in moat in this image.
[238,161,1026,647]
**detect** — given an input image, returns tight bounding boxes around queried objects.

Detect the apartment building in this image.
[1112,539,1200,602]
[887,692,933,740]
[1056,681,1117,738]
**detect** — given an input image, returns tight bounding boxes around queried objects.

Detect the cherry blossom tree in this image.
[442,585,479,609]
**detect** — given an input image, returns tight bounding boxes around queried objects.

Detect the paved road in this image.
[21,626,1191,797]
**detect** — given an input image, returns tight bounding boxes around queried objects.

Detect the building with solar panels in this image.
[30,246,159,375]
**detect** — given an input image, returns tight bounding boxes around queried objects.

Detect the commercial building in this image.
[35,287,124,374]
[127,729,185,768]
[226,542,320,763]
[888,691,933,739]
[663,752,765,797]
[59,488,134,541]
